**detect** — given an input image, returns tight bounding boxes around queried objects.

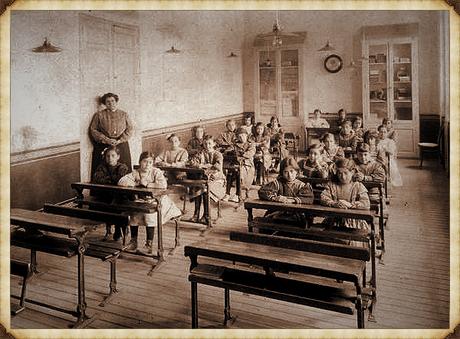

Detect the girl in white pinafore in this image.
[118,151,182,253]
[377,125,403,187]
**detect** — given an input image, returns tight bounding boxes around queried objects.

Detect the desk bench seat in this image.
[190,264,371,316]
[250,217,370,243]
[185,231,375,328]
[11,229,121,307]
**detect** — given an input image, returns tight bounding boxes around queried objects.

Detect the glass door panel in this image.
[368,44,388,121]
[259,51,277,116]
[281,50,299,117]
[392,43,413,121]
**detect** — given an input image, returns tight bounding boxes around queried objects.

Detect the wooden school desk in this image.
[243,198,377,307]
[157,165,214,230]
[184,231,372,328]
[10,208,103,327]
[71,182,178,273]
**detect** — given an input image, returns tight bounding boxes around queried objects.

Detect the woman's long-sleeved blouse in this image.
[90,109,134,145]
[258,178,314,205]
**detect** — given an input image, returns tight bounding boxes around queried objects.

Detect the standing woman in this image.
[89,93,134,179]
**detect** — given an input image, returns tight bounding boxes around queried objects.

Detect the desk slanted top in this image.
[11,208,104,237]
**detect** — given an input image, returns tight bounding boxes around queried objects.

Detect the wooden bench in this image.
[244,199,377,300]
[71,182,182,273]
[11,225,121,307]
[42,204,128,305]
[185,231,374,328]
[10,208,104,327]
[10,259,32,315]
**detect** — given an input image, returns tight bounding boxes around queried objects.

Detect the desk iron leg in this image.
[73,238,92,328]
[148,200,165,276]
[223,288,236,326]
[30,250,39,274]
[356,295,364,329]
[191,282,198,328]
[99,258,119,307]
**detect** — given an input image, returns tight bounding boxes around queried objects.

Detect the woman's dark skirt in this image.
[91,142,132,180]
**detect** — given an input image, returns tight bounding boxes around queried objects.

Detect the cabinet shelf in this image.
[369,62,387,65]
[393,81,411,84]
[394,99,412,103]
[394,61,411,64]
[370,100,387,103]
[259,66,275,69]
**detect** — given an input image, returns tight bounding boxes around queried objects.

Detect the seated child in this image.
[320,158,370,230]
[266,116,289,168]
[92,145,130,240]
[189,135,226,223]
[155,134,189,183]
[382,118,397,142]
[337,120,357,151]
[186,125,205,158]
[377,125,403,187]
[250,122,272,185]
[305,109,330,128]
[353,143,386,201]
[321,133,345,163]
[298,143,329,179]
[363,129,386,166]
[240,113,254,137]
[337,108,347,126]
[353,117,364,142]
[118,151,182,253]
[233,127,256,201]
[258,156,314,226]
[217,119,237,153]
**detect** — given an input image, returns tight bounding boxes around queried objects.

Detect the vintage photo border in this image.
[0,0,458,338]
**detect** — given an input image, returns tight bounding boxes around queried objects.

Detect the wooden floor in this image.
[10,158,450,330]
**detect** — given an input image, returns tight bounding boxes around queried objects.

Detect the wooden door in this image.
[79,14,140,181]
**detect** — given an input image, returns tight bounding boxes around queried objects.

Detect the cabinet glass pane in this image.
[392,43,413,120]
[281,50,299,116]
[259,50,277,116]
[368,44,388,120]
[281,68,298,117]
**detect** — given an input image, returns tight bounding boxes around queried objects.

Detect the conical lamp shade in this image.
[166,46,180,54]
[32,38,62,53]
[317,40,335,52]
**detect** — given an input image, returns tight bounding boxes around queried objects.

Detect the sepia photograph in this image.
[1,0,458,338]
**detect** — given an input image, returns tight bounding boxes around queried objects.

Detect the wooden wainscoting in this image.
[11,143,80,210]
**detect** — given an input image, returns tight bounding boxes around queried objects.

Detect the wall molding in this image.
[11,142,80,166]
[11,112,245,166]
[142,112,245,139]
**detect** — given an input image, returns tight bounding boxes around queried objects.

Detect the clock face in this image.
[324,54,343,73]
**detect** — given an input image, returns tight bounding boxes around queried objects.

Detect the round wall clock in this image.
[324,54,343,73]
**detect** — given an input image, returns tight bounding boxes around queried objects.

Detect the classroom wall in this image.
[11,10,244,154]
[242,10,443,116]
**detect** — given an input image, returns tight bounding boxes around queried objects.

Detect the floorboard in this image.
[9,158,450,330]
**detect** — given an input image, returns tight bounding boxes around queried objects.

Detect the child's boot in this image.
[199,195,210,225]
[145,227,155,254]
[126,225,138,252]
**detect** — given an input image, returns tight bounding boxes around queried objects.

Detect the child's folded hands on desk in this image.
[277,195,296,204]
[336,199,353,209]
